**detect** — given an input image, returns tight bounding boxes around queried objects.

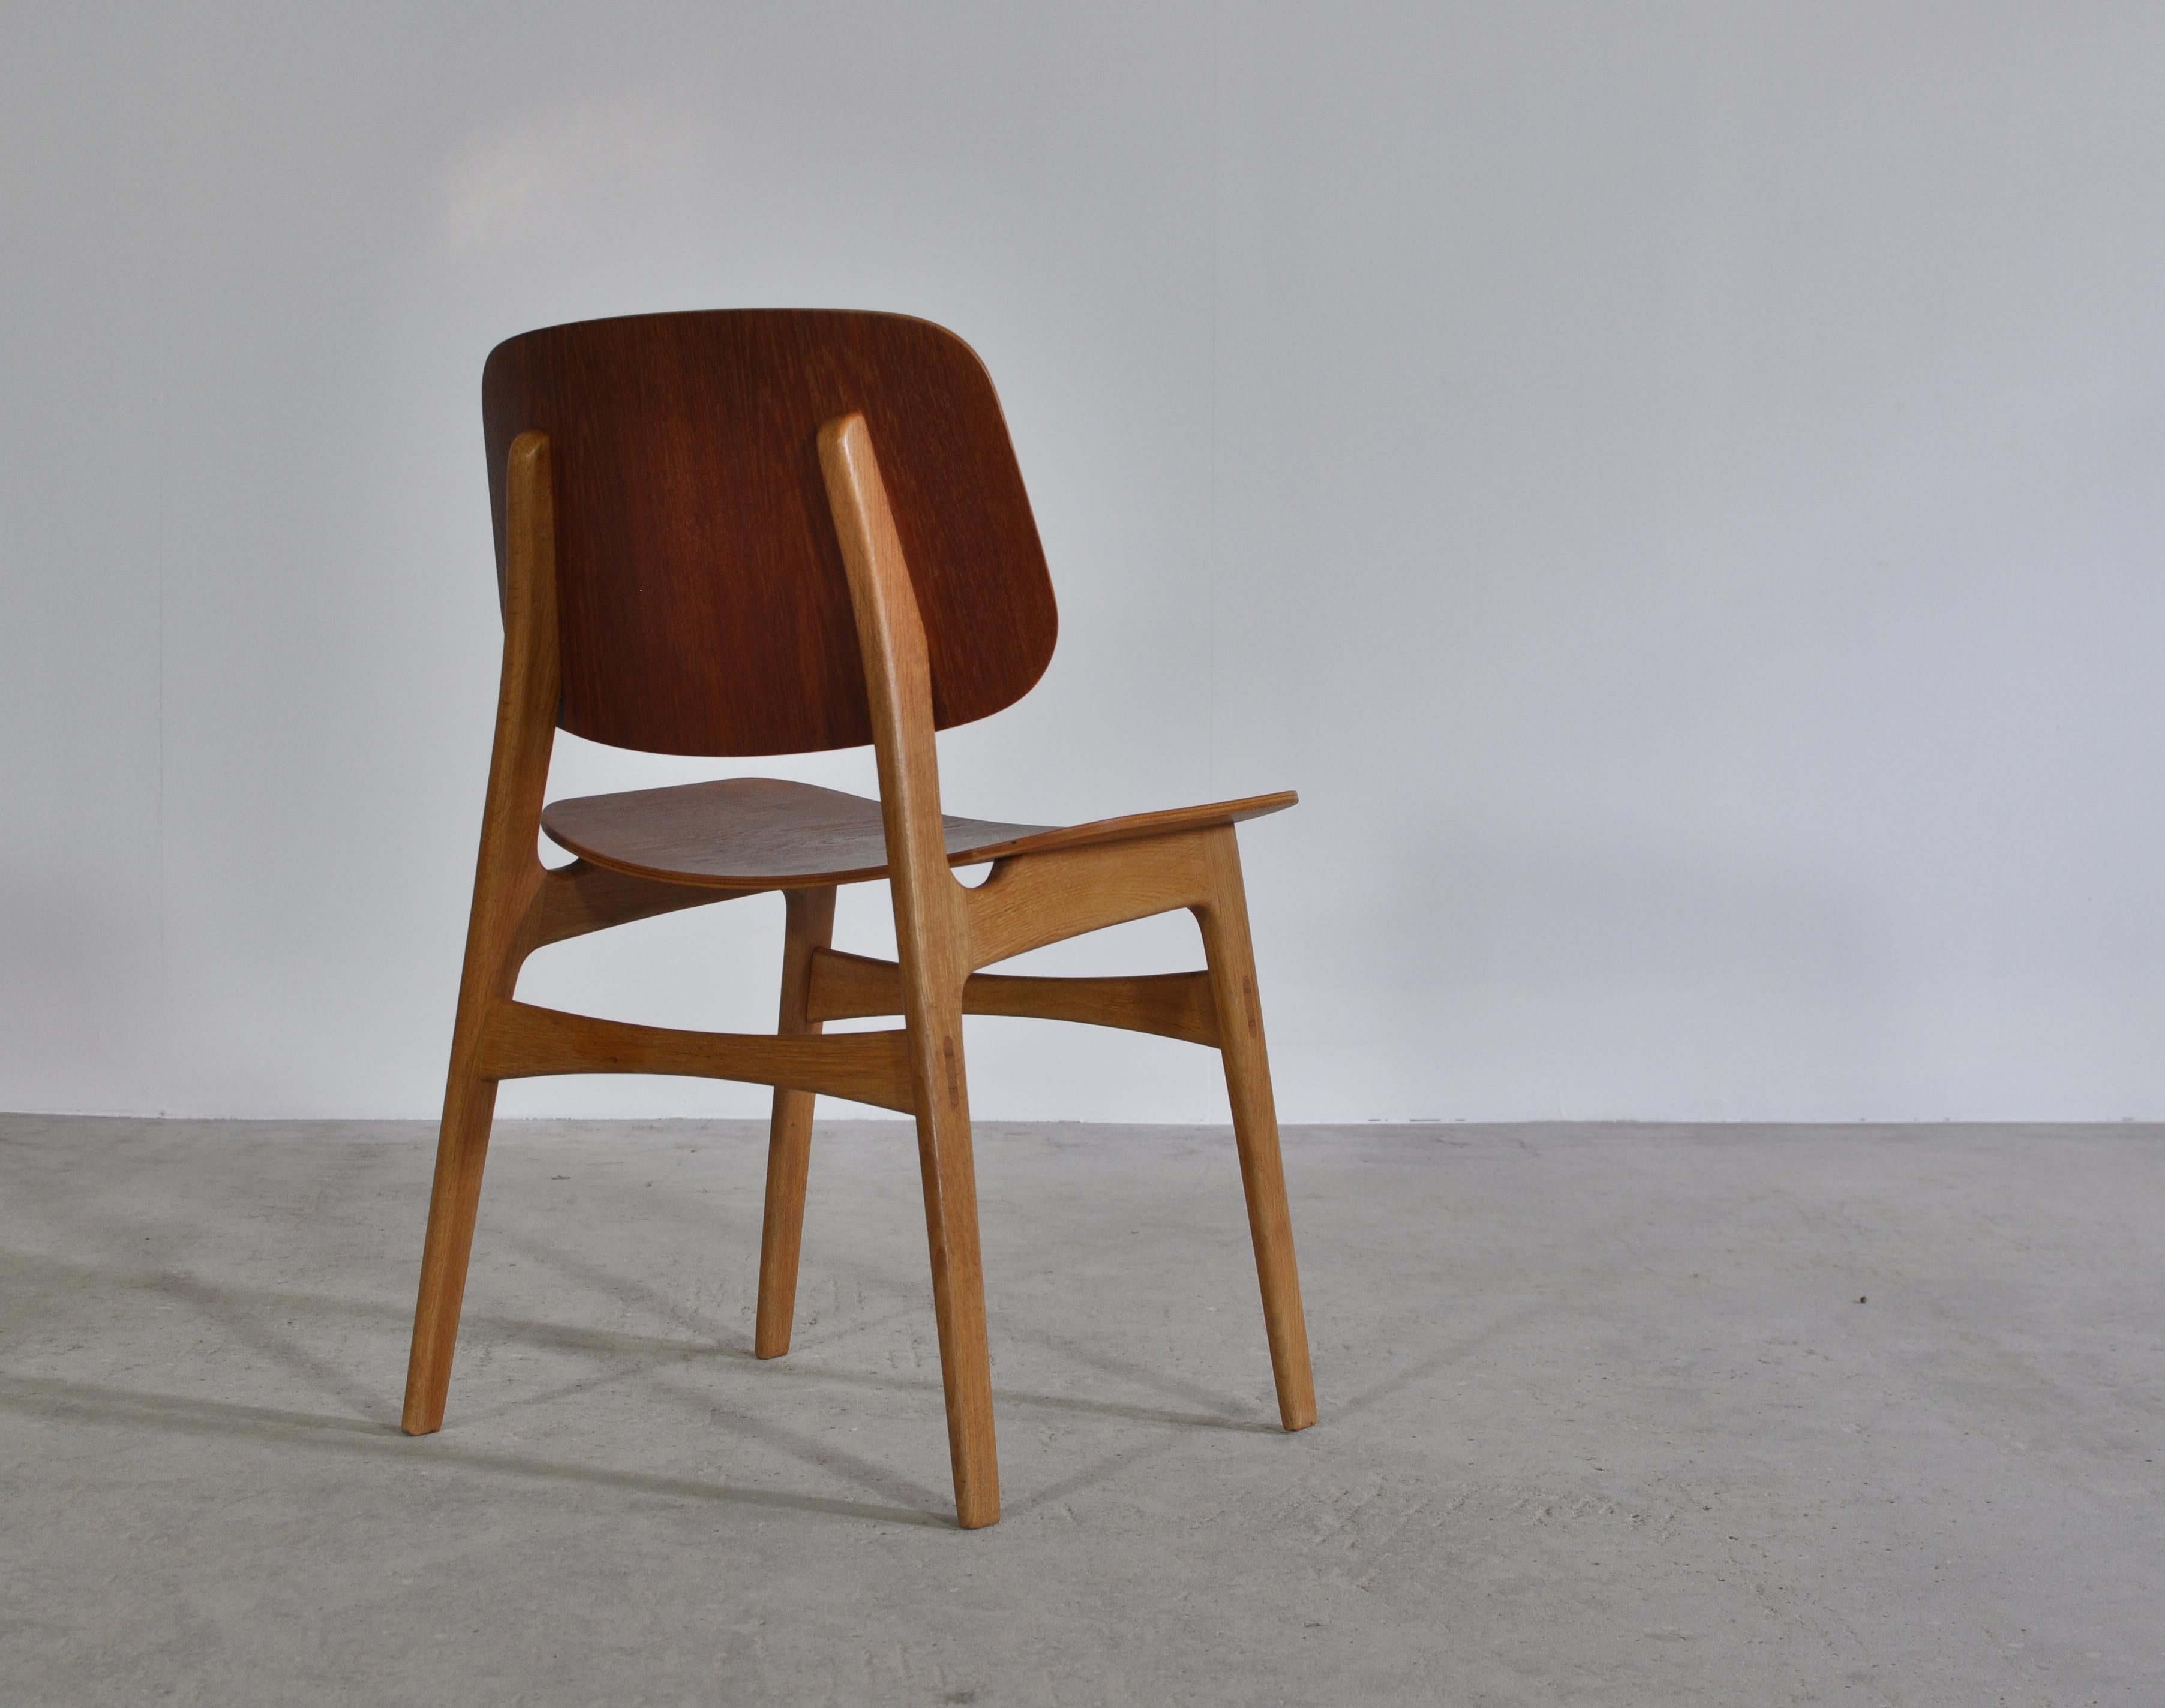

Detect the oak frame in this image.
[401,420,1316,1529]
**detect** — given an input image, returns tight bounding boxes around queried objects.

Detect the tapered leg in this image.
[403,870,536,1436]
[401,1055,500,1435]
[1196,828,1317,1431]
[406,427,557,1438]
[756,886,837,1358]
[908,996,1001,1527]
[819,409,1000,1524]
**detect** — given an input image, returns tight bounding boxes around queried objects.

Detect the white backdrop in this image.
[4,2,2162,1122]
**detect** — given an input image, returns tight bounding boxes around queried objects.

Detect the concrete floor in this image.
[0,1116,2158,1706]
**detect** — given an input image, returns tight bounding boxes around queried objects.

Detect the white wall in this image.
[4,2,2162,1123]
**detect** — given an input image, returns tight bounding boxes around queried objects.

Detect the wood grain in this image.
[410,315,1317,1529]
[540,776,1295,891]
[756,886,837,1358]
[1194,826,1317,1432]
[530,858,752,948]
[807,949,1221,1048]
[822,412,1001,1528]
[482,310,1056,758]
[478,998,914,1113]
[965,831,1217,970]
[403,429,560,1438]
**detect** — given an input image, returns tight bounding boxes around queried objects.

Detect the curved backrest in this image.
[481,309,1058,756]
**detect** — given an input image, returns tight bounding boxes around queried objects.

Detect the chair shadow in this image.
[0,1371,950,1529]
[4,1245,1281,1530]
[8,1244,1280,1433]
[481,1232,1283,1434]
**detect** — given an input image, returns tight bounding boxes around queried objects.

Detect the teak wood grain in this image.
[404,310,1316,1530]
[482,310,1056,757]
[540,777,1295,890]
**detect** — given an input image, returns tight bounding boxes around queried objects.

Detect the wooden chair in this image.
[401,309,1314,1528]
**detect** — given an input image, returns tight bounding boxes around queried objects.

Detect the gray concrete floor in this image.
[0,1115,2158,1706]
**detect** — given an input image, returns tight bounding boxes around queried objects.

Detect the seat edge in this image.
[540,781,1299,891]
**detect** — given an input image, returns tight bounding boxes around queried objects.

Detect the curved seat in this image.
[541,777,1298,889]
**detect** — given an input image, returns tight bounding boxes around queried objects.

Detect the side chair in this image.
[401,309,1315,1528]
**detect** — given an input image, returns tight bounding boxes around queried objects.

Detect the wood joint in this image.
[807,949,1221,1048]
[529,859,758,949]
[476,1000,916,1113]
[965,833,1215,970]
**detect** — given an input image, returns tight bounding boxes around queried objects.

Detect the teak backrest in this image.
[481,309,1058,757]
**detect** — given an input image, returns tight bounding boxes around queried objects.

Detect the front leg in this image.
[906,986,1000,1528]
[1195,826,1316,1432]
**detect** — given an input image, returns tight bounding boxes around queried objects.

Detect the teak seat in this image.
[402,308,1316,1528]
[540,776,1299,888]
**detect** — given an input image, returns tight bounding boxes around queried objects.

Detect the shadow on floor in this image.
[5,1242,1301,1532]
[0,1370,954,1528]
[4,1245,1283,1433]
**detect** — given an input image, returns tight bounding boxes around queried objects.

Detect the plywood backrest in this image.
[481,309,1057,757]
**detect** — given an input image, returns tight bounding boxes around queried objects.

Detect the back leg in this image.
[755,886,837,1358]
[405,425,557,1436]
[402,1065,501,1434]
[403,875,536,1435]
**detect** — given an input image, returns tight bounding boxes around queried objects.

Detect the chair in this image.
[401,309,1314,1528]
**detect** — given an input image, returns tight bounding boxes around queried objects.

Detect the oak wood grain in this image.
[479,998,915,1113]
[756,886,837,1358]
[822,412,1001,1528]
[409,314,1317,1530]
[530,858,753,948]
[1194,826,1317,1432]
[965,831,1217,971]
[403,430,560,1438]
[807,949,1221,1048]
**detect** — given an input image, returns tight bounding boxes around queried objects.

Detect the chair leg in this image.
[403,853,538,1436]
[1196,827,1317,1432]
[909,997,1001,1528]
[755,886,837,1359]
[402,1057,500,1435]
[406,423,554,1437]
